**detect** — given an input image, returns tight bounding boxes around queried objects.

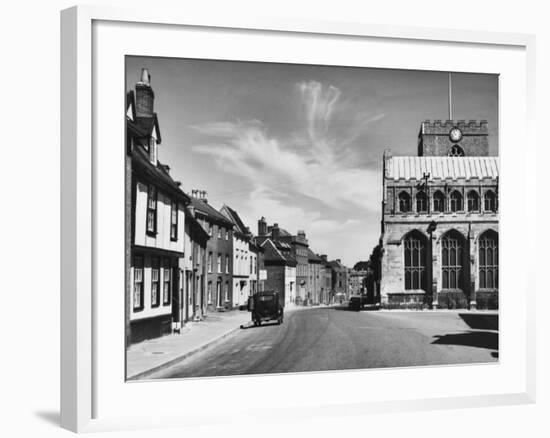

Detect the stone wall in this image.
[419,120,489,157]
[380,218,498,309]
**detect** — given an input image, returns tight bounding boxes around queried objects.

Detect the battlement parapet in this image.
[421,119,488,135]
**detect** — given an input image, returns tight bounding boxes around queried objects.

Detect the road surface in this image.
[151,306,498,379]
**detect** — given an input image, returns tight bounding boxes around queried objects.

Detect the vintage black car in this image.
[248,291,284,326]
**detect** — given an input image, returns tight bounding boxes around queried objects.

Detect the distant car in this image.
[248,291,284,326]
[349,294,366,311]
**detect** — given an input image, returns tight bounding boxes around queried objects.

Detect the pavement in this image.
[150,306,499,379]
[126,309,252,380]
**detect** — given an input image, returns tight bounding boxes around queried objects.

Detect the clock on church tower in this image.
[417,119,489,157]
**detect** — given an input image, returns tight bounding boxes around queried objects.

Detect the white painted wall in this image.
[130,254,173,321]
[134,180,185,254]
[285,266,297,305]
[232,234,251,307]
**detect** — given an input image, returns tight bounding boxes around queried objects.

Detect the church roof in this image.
[385,156,499,181]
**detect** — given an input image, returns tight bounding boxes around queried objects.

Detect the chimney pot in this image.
[135,68,154,118]
[140,68,150,85]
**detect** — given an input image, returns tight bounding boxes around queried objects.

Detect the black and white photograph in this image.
[125,56,499,381]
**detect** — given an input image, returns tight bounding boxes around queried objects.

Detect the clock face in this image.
[449,127,462,142]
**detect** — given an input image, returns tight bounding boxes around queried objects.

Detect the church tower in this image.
[417,119,489,157]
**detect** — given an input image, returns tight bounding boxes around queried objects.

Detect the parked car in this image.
[248,291,284,326]
[349,294,367,311]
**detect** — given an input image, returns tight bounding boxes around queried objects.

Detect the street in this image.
[151,307,498,379]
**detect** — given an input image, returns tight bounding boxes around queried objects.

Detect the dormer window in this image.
[149,137,157,164]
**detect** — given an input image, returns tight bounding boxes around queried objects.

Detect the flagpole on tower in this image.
[448,72,453,120]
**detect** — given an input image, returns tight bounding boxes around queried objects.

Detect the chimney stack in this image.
[258,217,267,236]
[135,68,155,118]
[271,223,280,240]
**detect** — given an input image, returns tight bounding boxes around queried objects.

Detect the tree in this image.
[353,261,369,271]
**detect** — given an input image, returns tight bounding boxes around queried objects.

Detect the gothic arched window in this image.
[433,190,445,213]
[416,191,428,213]
[403,230,428,291]
[450,190,463,212]
[448,145,465,156]
[479,230,499,289]
[398,191,412,213]
[441,230,466,290]
[484,190,497,212]
[467,190,480,212]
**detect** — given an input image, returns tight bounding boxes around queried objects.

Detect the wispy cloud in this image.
[190,81,385,257]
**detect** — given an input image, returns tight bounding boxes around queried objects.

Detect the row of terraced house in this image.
[125,69,350,345]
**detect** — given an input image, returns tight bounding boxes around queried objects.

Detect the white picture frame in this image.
[60,5,536,433]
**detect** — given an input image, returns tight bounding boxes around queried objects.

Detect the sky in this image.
[126,56,498,267]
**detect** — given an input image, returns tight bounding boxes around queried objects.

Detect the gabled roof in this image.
[220,205,251,236]
[185,210,210,243]
[126,91,136,121]
[130,142,189,203]
[189,197,234,227]
[385,156,499,181]
[307,248,323,263]
[260,239,297,267]
[135,114,162,144]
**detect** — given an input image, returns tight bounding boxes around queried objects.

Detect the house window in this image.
[433,191,445,213]
[441,230,465,290]
[484,190,497,212]
[207,281,212,304]
[133,256,144,310]
[479,230,499,289]
[250,256,253,274]
[146,185,157,235]
[416,192,428,213]
[170,201,178,241]
[217,227,222,239]
[225,255,229,274]
[225,281,229,302]
[404,231,427,290]
[225,229,229,240]
[151,257,160,307]
[207,222,212,236]
[163,261,171,305]
[467,190,480,212]
[398,191,411,213]
[217,253,222,273]
[208,252,213,273]
[449,190,463,212]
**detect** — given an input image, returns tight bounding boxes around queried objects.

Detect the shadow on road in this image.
[432,330,498,351]
[330,305,380,312]
[240,321,281,329]
[458,313,498,331]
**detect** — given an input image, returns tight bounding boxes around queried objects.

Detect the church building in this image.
[379,119,499,310]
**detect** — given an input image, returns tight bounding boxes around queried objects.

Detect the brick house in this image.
[220,205,253,308]
[306,249,324,305]
[328,259,349,302]
[257,217,309,304]
[379,119,499,309]
[182,205,210,321]
[256,238,297,306]
[189,191,235,311]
